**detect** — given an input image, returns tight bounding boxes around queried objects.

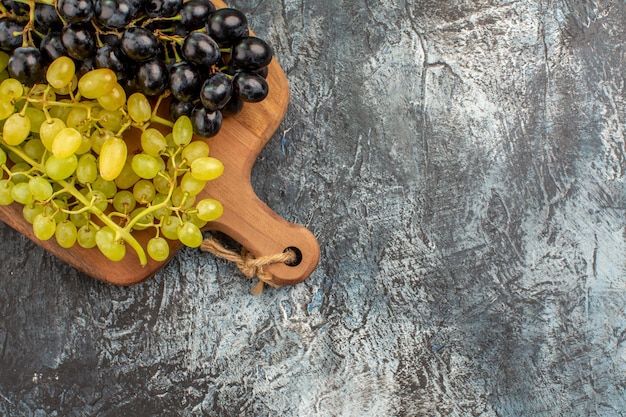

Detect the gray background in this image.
[1,0,625,416]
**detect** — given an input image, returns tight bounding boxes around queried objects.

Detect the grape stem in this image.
[0,138,149,266]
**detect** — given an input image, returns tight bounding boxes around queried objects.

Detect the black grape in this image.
[168,62,202,103]
[180,0,216,30]
[231,36,272,71]
[0,18,24,52]
[57,0,95,24]
[200,72,233,111]
[8,47,45,86]
[233,72,268,102]
[61,24,96,61]
[136,58,169,96]
[190,105,222,138]
[39,32,68,63]
[121,27,161,62]
[206,8,248,46]
[182,32,220,69]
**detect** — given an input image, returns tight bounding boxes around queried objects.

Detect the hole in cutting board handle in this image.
[284,246,303,266]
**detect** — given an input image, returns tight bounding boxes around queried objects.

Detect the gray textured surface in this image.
[1,0,625,416]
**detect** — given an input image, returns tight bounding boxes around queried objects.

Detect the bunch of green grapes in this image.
[0,54,224,265]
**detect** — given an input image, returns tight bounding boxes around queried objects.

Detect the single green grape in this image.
[97,83,126,111]
[3,113,31,146]
[181,141,210,163]
[171,187,195,209]
[70,211,90,228]
[140,128,167,157]
[112,190,136,213]
[195,198,223,222]
[55,220,77,249]
[46,56,75,89]
[76,153,98,184]
[190,156,224,181]
[160,215,181,240]
[23,202,43,224]
[28,176,54,201]
[10,162,31,183]
[152,173,172,195]
[78,68,117,99]
[39,118,67,151]
[129,208,153,230]
[115,158,141,190]
[52,127,83,158]
[77,224,97,248]
[133,179,156,204]
[0,94,15,120]
[0,78,23,99]
[22,139,45,161]
[98,136,127,181]
[33,213,56,241]
[177,222,203,248]
[180,172,207,196]
[66,107,90,132]
[131,153,161,179]
[97,109,124,132]
[150,193,171,220]
[173,115,193,146]
[11,182,34,205]
[45,154,78,180]
[147,236,169,261]
[92,176,117,199]
[95,226,126,261]
[0,179,14,205]
[127,92,151,124]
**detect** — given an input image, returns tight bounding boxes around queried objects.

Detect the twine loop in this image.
[200,236,297,294]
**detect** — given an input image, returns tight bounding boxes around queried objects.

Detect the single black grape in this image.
[191,105,222,138]
[0,18,24,52]
[8,47,45,86]
[121,27,162,62]
[95,45,130,82]
[136,58,168,96]
[233,72,268,102]
[169,98,194,120]
[61,24,96,61]
[145,0,182,18]
[57,0,95,24]
[180,0,216,30]
[231,36,272,71]
[169,62,202,103]
[182,32,220,69]
[200,72,233,111]
[39,32,67,63]
[35,3,63,31]
[221,94,243,116]
[206,8,248,46]
[95,0,142,29]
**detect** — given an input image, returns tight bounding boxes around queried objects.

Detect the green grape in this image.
[131,153,161,179]
[98,136,127,181]
[165,132,176,149]
[180,172,207,196]
[140,128,167,157]
[23,202,43,224]
[54,75,77,95]
[7,149,25,164]
[95,226,126,261]
[45,154,78,180]
[132,179,156,204]
[182,140,210,163]
[0,78,23,99]
[3,113,31,145]
[0,94,14,120]
[97,83,126,111]
[48,99,72,121]
[39,118,67,151]
[11,182,34,204]
[171,187,195,209]
[75,132,93,155]
[190,157,224,181]
[33,213,56,241]
[0,51,9,72]
[195,198,223,222]
[28,176,53,201]
[55,220,77,249]
[77,224,97,248]
[127,93,151,124]
[43,199,69,223]
[92,176,117,198]
[0,147,6,165]
[147,236,169,261]
[114,158,141,189]
[82,188,109,213]
[25,108,45,133]
[97,109,124,131]
[52,127,83,158]
[177,222,203,248]
[90,129,111,154]
[78,68,117,99]
[160,215,181,240]
[46,56,75,89]
[70,211,90,228]
[76,153,98,184]
[0,179,14,205]
[22,139,45,161]
[66,106,90,131]
[172,115,193,146]
[112,190,136,213]
[10,162,30,183]
[153,173,172,195]
[130,208,153,230]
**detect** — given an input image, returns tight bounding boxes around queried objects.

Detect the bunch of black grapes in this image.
[0,0,273,137]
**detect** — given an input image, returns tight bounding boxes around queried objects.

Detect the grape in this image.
[57,0,95,24]
[22,138,45,161]
[92,176,117,198]
[114,158,141,189]
[0,95,14,119]
[160,215,180,240]
[206,8,248,45]
[97,83,126,111]
[182,32,220,69]
[70,211,90,228]
[233,72,269,102]
[61,24,96,61]
[147,236,170,261]
[0,78,23,99]
[11,182,33,205]
[97,109,124,131]
[95,45,130,82]
[196,198,223,222]
[177,222,203,248]
[173,115,193,146]
[132,153,161,179]
[180,172,207,196]
[45,154,78,180]
[129,208,153,230]
[98,136,127,181]
[25,108,46,134]
[181,141,210,163]
[52,127,83,158]
[33,213,57,241]
[3,113,31,146]
[0,179,14,205]
[190,106,222,138]
[200,73,233,111]
[0,18,24,52]
[152,174,171,195]
[232,37,273,71]
[8,47,44,86]
[29,176,54,201]
[169,98,194,120]
[95,0,139,29]
[169,62,202,103]
[55,220,78,248]
[46,57,76,89]
[40,32,68,63]
[40,118,67,151]
[121,27,161,62]
[77,224,97,248]
[65,107,90,131]
[190,156,224,181]
[35,3,63,31]
[112,190,136,213]
[95,226,126,261]
[133,179,156,204]
[78,68,117,99]
[171,187,195,209]
[181,0,216,30]
[127,92,151,124]
[23,202,44,224]
[145,0,182,18]
[136,58,169,96]
[140,128,167,157]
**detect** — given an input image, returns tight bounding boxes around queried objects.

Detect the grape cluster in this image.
[0,0,273,137]
[0,56,225,264]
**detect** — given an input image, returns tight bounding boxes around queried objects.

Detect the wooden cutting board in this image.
[0,0,320,287]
